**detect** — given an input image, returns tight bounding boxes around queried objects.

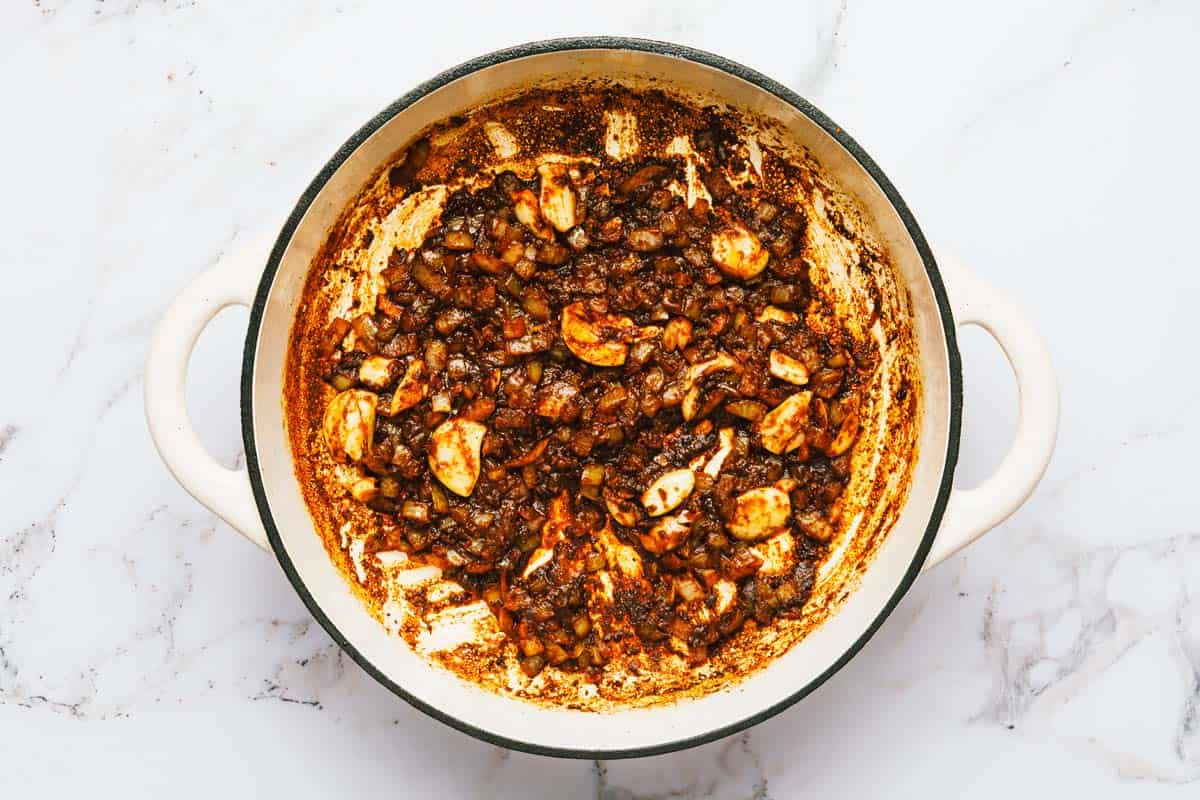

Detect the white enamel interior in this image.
[248,48,952,753]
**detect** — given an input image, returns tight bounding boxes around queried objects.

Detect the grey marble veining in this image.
[2,0,1198,796]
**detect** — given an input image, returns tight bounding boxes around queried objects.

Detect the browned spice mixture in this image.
[312,132,867,679]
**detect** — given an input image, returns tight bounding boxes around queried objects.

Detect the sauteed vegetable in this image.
[315,143,863,675]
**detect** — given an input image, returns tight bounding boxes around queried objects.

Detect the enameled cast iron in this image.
[145,38,1058,758]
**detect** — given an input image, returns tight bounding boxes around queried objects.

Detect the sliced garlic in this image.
[511,188,554,241]
[758,390,813,454]
[380,359,428,416]
[681,352,740,421]
[711,220,769,279]
[537,163,577,233]
[322,389,377,462]
[726,486,791,541]
[640,510,698,555]
[750,531,796,575]
[560,301,638,367]
[769,350,810,386]
[641,468,696,517]
[605,495,641,528]
[522,545,556,579]
[682,386,708,422]
[611,541,644,580]
[596,522,644,579]
[702,427,736,478]
[428,417,487,496]
[685,352,740,385]
[358,355,400,391]
[756,305,799,324]
[825,398,861,456]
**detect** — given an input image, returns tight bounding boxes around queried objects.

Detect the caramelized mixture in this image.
[313,142,865,677]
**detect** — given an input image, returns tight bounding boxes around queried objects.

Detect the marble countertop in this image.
[3,0,1198,796]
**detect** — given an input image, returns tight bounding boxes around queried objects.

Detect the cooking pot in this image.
[144,38,1058,758]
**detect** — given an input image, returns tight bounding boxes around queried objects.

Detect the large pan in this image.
[145,38,1058,758]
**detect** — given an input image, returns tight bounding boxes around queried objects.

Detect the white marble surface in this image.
[2,0,1198,795]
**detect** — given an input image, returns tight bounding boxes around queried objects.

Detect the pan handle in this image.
[922,252,1059,570]
[144,238,270,551]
